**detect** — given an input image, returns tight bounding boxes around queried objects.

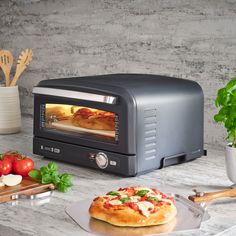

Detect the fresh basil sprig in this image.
[29,162,73,192]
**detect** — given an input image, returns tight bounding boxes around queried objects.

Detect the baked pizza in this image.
[89,186,177,227]
[72,107,115,131]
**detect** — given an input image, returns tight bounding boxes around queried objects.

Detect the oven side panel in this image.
[134,81,204,174]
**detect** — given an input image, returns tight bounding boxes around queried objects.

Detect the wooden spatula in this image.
[189,187,236,203]
[10,48,33,87]
[0,50,13,86]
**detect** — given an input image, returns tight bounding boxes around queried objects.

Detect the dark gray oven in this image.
[33,74,204,176]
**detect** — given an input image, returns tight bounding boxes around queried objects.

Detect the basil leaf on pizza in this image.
[107,191,120,196]
[135,189,149,197]
[120,197,131,203]
[146,197,161,202]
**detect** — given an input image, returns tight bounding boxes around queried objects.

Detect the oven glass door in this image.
[43,104,119,143]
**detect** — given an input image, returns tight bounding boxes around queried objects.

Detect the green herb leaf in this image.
[120,197,131,203]
[57,182,70,192]
[214,113,225,122]
[48,162,58,172]
[107,191,120,196]
[40,166,49,175]
[146,197,161,202]
[135,190,149,197]
[28,169,42,181]
[226,77,236,92]
[51,172,60,185]
[56,173,73,192]
[59,173,73,183]
[42,174,52,184]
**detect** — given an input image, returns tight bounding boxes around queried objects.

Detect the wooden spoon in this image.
[10,49,33,87]
[0,50,13,87]
[188,188,236,203]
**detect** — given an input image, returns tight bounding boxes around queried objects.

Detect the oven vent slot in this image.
[144,109,157,160]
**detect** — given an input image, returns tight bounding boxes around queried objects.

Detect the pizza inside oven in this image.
[72,107,115,131]
[89,186,177,227]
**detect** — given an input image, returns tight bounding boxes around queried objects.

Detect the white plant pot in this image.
[0,86,21,134]
[225,145,236,183]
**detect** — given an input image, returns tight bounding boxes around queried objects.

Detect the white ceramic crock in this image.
[0,86,21,134]
[225,145,236,183]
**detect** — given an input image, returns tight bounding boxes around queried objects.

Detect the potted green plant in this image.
[214,76,236,184]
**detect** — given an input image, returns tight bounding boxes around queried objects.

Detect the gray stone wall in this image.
[1,0,236,149]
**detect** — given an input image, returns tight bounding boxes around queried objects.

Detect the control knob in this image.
[95,152,108,169]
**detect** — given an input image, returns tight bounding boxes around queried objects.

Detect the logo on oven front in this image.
[40,145,60,154]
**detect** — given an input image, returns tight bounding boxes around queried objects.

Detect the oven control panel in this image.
[33,137,136,176]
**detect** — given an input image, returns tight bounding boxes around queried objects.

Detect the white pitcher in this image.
[0,86,21,134]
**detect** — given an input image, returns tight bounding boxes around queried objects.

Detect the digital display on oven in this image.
[43,104,119,143]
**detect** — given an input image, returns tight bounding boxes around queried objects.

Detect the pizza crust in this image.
[89,197,177,227]
[89,217,177,236]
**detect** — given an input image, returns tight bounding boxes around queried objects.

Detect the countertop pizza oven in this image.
[32,74,204,176]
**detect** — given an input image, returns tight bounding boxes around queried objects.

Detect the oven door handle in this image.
[32,87,117,104]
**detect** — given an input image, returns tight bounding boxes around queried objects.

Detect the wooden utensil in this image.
[0,177,55,203]
[188,188,236,203]
[0,50,13,87]
[10,48,33,87]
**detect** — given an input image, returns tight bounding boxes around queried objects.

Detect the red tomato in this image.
[151,188,159,194]
[160,192,168,199]
[3,151,21,163]
[118,187,129,191]
[0,154,13,176]
[128,202,139,211]
[104,201,111,209]
[126,188,135,197]
[13,156,34,177]
[156,202,164,207]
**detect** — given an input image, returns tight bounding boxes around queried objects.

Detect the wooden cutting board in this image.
[0,177,55,203]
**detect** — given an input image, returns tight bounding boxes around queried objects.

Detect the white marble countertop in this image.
[0,117,235,236]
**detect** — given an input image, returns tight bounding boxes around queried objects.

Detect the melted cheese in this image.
[146,192,162,199]
[130,196,141,203]
[101,195,116,200]
[109,199,122,205]
[117,190,128,195]
[136,201,154,217]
